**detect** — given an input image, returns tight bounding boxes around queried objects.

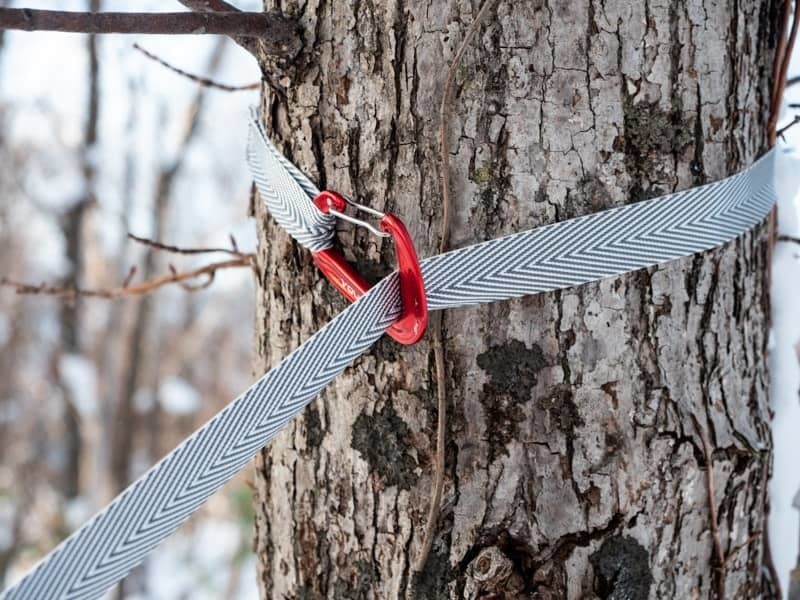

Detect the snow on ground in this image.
[159,375,201,416]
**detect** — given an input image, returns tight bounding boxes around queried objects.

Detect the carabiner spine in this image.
[312,249,370,302]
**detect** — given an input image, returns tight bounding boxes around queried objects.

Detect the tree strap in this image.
[1,117,776,599]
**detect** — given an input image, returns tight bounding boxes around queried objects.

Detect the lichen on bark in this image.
[351,404,419,491]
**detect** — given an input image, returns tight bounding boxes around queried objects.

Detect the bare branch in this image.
[778,234,800,245]
[0,8,300,56]
[128,232,250,257]
[777,114,800,139]
[122,265,137,288]
[1,256,253,300]
[133,43,259,91]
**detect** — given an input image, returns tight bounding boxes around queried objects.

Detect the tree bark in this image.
[251,1,779,598]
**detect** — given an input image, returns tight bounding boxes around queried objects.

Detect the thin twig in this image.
[133,44,260,92]
[122,265,137,288]
[0,256,252,300]
[777,114,800,139]
[413,0,497,578]
[691,415,726,600]
[127,232,249,257]
[778,234,800,245]
[436,0,496,253]
[723,532,760,566]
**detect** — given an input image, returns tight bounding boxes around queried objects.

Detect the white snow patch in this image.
[0,399,20,426]
[0,314,10,347]
[770,147,800,598]
[146,518,252,600]
[776,150,800,236]
[145,534,195,599]
[770,34,800,597]
[158,376,201,416]
[23,211,71,280]
[195,519,241,567]
[0,496,15,552]
[64,497,92,532]
[58,354,98,418]
[237,556,259,600]
[133,387,156,414]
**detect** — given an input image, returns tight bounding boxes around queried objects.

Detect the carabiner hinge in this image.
[311,190,428,345]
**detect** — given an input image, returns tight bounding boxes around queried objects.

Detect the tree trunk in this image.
[251,1,779,598]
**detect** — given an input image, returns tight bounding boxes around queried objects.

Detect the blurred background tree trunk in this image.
[55,0,101,502]
[251,0,779,597]
[0,9,260,594]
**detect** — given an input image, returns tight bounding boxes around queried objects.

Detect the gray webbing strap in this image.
[246,107,335,252]
[1,126,776,599]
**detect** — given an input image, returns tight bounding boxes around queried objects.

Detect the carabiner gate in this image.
[311,190,427,345]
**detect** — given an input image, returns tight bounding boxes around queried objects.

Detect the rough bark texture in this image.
[251,1,778,598]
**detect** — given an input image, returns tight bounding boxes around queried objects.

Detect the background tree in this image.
[250,0,781,598]
[0,3,260,595]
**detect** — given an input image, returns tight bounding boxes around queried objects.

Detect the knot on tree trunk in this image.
[464,546,525,599]
[261,9,303,58]
[252,10,309,90]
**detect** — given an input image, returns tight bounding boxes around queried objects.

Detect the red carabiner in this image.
[311,190,427,345]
